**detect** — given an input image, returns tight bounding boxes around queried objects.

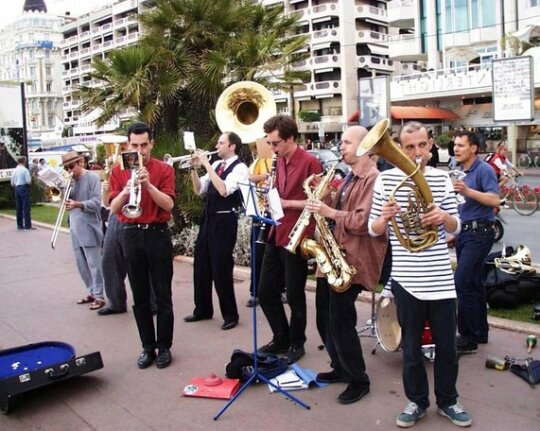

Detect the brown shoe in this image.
[89,299,106,310]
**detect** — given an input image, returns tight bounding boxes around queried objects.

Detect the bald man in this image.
[307,126,388,405]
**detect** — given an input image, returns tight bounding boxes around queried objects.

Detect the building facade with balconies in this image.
[59,0,150,135]
[0,2,65,140]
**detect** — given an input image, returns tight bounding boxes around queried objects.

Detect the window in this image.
[46,83,51,92]
[530,0,540,6]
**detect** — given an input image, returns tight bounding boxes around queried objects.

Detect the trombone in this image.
[163,151,218,169]
[51,173,73,249]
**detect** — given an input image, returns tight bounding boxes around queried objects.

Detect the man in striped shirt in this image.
[369,121,472,428]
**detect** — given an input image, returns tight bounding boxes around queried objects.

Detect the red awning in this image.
[347,106,460,123]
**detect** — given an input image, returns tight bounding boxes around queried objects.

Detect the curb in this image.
[174,255,540,337]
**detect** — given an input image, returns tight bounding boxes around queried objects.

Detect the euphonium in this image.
[357,119,438,252]
[494,244,536,276]
[286,161,357,292]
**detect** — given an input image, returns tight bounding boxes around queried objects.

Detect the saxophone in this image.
[285,162,357,292]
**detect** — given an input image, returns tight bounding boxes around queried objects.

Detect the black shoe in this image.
[97,307,126,316]
[137,349,156,369]
[317,370,345,384]
[221,320,238,330]
[286,345,305,364]
[184,314,212,323]
[257,340,289,355]
[456,337,478,354]
[156,348,172,369]
[246,297,258,307]
[338,384,370,405]
[478,337,488,344]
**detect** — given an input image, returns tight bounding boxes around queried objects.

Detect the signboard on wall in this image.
[358,76,389,128]
[492,56,534,122]
[0,82,27,182]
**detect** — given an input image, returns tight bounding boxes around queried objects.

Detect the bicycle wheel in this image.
[512,188,538,216]
[517,155,531,168]
[534,155,540,168]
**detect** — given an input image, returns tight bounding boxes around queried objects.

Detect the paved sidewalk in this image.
[0,216,539,431]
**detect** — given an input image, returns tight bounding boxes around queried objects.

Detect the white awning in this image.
[312,16,332,24]
[367,43,389,56]
[312,41,332,50]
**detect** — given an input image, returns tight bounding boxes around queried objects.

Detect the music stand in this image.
[214,182,310,420]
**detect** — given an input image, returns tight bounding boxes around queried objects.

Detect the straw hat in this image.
[61,151,84,166]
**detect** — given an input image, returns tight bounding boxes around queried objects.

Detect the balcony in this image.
[80,47,91,57]
[356,5,387,24]
[127,32,139,42]
[70,67,80,76]
[312,54,341,72]
[79,31,90,40]
[69,51,79,59]
[66,35,78,45]
[357,55,395,72]
[62,70,69,77]
[313,80,341,98]
[93,43,103,52]
[101,23,113,33]
[356,30,388,45]
[311,3,339,23]
[81,64,92,72]
[103,40,114,50]
[116,36,127,45]
[388,33,424,61]
[115,18,127,27]
[387,0,415,28]
[294,83,313,100]
[312,28,340,47]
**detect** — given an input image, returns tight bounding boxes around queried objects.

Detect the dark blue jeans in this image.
[392,280,459,410]
[455,226,495,344]
[316,278,369,387]
[258,243,308,348]
[15,185,31,229]
[124,226,174,350]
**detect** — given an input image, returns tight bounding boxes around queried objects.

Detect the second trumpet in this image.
[164,151,218,169]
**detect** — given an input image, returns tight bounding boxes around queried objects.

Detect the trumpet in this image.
[121,169,142,218]
[51,173,73,249]
[163,151,218,169]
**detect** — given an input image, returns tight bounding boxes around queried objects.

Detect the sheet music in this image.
[37,167,66,188]
[267,188,284,221]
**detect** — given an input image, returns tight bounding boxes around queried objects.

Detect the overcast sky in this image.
[1,0,115,28]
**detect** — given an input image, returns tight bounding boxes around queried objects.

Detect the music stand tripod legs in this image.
[357,291,380,354]
[214,188,310,420]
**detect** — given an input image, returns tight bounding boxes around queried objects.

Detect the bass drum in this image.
[374,297,402,352]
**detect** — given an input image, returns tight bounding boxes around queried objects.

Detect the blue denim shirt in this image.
[459,157,499,223]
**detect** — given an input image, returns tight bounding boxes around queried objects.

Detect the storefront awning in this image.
[347,106,460,123]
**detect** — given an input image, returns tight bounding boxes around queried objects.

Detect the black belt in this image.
[124,223,168,231]
[462,220,494,231]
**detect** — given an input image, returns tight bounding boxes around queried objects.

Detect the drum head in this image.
[374,297,402,352]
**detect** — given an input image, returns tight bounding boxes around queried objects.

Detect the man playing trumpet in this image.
[184,132,248,330]
[109,122,176,369]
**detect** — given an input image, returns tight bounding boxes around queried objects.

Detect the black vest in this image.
[204,159,242,215]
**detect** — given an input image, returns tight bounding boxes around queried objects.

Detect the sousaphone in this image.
[215,81,277,143]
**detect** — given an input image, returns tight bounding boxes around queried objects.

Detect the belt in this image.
[462,220,494,231]
[123,222,168,231]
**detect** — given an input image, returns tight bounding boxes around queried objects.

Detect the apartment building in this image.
[0,0,65,140]
[59,0,151,135]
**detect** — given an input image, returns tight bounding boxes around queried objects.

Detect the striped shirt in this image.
[368,166,460,300]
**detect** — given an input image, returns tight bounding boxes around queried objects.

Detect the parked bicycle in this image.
[499,173,538,216]
[517,148,540,168]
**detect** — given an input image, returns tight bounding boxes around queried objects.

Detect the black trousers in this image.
[124,226,174,350]
[192,213,239,323]
[316,278,370,387]
[258,243,308,348]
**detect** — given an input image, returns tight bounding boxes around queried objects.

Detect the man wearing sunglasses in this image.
[60,151,105,311]
[257,115,323,365]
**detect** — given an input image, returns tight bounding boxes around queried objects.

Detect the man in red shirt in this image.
[257,115,323,364]
[109,122,176,370]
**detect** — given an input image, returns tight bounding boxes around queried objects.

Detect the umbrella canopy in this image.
[445,46,479,62]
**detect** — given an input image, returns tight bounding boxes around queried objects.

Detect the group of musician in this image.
[55,110,504,428]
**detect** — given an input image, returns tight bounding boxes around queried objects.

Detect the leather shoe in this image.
[156,348,172,369]
[286,345,305,364]
[221,320,238,330]
[184,314,212,323]
[246,297,258,307]
[257,340,289,355]
[317,370,345,384]
[137,349,156,369]
[97,307,126,316]
[338,384,370,405]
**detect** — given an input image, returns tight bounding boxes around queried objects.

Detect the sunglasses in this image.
[64,162,78,171]
[267,139,283,147]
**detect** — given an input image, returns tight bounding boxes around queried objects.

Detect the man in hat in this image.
[109,122,176,370]
[61,150,106,311]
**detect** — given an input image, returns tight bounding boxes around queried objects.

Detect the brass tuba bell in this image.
[215,81,276,142]
[494,244,536,275]
[357,119,438,252]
